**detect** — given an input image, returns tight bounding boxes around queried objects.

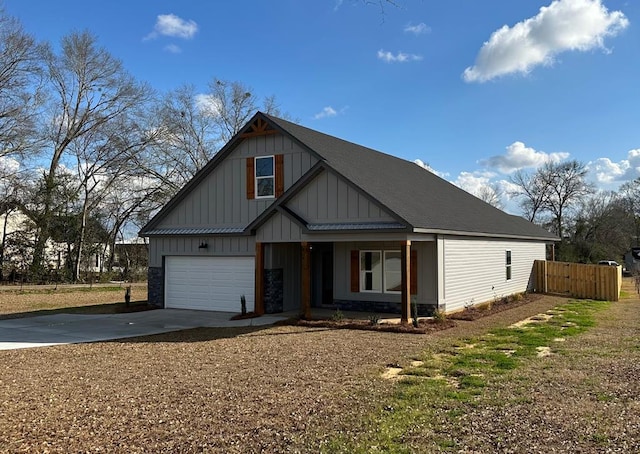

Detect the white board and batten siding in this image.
[441,237,545,313]
[165,256,255,312]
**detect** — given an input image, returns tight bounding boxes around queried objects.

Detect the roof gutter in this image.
[412,228,559,242]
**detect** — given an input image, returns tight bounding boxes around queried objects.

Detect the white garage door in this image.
[165,256,255,312]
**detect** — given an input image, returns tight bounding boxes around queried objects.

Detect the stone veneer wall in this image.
[334,300,436,317]
[147,266,164,308]
[264,268,284,314]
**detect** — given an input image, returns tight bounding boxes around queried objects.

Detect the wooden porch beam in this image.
[255,242,264,315]
[400,240,411,325]
[301,241,312,320]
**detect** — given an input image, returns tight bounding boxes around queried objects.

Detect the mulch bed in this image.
[284,293,542,333]
[291,317,457,334]
[448,293,542,321]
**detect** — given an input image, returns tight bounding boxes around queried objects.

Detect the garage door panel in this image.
[165,256,255,312]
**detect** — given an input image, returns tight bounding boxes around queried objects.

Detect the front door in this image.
[311,243,334,307]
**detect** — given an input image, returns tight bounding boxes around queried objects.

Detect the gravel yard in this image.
[0,283,637,453]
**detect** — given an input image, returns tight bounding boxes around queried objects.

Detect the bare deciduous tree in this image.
[509,169,550,223]
[510,160,592,239]
[540,160,593,239]
[0,8,43,161]
[31,31,150,278]
[476,182,504,210]
[567,192,633,263]
[618,178,640,247]
[137,78,289,204]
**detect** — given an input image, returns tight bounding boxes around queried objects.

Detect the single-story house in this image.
[139,112,557,322]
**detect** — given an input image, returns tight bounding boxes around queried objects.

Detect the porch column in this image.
[255,242,264,315]
[301,241,312,320]
[401,240,411,325]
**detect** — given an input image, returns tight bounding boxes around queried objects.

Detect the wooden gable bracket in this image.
[240,117,278,138]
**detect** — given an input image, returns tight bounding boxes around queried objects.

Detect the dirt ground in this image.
[449,281,640,453]
[0,284,148,318]
[0,283,637,453]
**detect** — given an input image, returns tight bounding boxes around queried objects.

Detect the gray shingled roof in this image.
[263,113,557,241]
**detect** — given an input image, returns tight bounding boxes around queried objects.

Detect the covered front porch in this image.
[253,238,439,324]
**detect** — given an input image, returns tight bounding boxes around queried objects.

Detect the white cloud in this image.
[145,14,198,40]
[453,170,496,195]
[377,49,423,63]
[480,141,570,173]
[194,94,222,117]
[313,106,349,120]
[314,106,338,119]
[413,159,449,179]
[404,23,430,35]
[463,0,628,83]
[164,44,182,54]
[451,171,519,210]
[588,149,640,184]
[333,0,344,12]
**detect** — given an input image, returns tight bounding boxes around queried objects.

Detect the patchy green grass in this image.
[321,299,608,453]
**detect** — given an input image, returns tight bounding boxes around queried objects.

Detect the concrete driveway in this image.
[0,309,287,351]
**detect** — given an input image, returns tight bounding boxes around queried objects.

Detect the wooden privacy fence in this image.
[533,260,622,302]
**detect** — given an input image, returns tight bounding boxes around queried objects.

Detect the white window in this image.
[384,251,402,293]
[360,251,382,292]
[359,250,402,293]
[506,250,512,280]
[255,156,274,198]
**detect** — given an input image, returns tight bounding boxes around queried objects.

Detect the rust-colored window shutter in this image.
[350,250,359,293]
[275,154,284,197]
[410,250,418,295]
[246,157,255,200]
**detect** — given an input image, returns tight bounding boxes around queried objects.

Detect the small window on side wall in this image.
[255,156,275,198]
[506,250,512,280]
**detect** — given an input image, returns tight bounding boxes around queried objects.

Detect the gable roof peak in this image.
[141,110,556,241]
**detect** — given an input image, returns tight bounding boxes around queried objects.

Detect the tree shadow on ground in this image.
[107,324,337,344]
[0,301,153,321]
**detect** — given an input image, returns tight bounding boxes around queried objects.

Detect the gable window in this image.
[255,156,275,198]
[246,155,284,200]
[506,250,512,280]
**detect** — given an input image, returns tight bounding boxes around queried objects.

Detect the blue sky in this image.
[4,0,639,212]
